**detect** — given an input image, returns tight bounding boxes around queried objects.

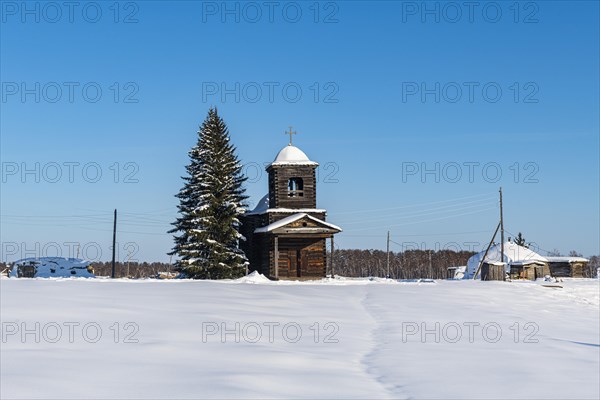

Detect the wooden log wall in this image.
[268,165,317,209]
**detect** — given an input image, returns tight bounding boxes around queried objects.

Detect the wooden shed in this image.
[547,257,590,278]
[509,261,550,280]
[481,262,506,281]
[447,266,466,279]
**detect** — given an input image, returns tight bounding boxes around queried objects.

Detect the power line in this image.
[347,207,497,232]
[342,229,493,238]
[329,192,495,216]
[76,226,171,236]
[339,200,496,226]
[1,192,498,239]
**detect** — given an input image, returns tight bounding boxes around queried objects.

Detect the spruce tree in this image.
[514,232,529,248]
[169,108,248,279]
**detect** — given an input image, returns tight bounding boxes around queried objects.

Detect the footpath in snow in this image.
[1,276,598,399]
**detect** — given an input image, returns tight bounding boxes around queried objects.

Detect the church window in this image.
[288,177,304,197]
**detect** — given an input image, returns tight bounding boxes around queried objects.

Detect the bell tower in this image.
[267,127,318,210]
[267,150,317,210]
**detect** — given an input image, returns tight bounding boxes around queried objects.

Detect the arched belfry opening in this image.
[287,177,304,197]
[240,128,342,280]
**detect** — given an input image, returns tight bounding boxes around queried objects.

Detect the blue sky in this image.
[1,1,598,262]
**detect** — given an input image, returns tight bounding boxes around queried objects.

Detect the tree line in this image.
[87,249,474,279]
[93,251,600,279]
[93,249,475,279]
[89,261,175,278]
[328,249,476,279]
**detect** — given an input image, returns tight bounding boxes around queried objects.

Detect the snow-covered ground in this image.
[1,276,598,399]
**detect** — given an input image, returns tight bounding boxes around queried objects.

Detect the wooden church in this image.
[240,130,341,280]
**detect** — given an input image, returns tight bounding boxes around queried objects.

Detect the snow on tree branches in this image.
[169,108,248,279]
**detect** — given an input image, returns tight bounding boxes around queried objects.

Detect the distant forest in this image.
[2,250,598,279]
[329,249,475,279]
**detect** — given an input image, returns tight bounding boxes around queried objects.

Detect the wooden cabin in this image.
[240,142,341,280]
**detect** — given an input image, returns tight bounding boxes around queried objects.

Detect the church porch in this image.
[269,235,331,280]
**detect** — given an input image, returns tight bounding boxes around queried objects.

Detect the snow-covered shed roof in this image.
[254,213,342,233]
[466,242,548,278]
[269,145,318,167]
[10,257,95,278]
[546,256,589,263]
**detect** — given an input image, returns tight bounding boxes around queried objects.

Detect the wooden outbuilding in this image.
[509,261,550,280]
[240,137,341,280]
[481,262,506,281]
[546,257,590,278]
[467,242,549,281]
[446,266,466,279]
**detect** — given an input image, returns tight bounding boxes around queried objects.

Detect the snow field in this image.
[1,277,598,399]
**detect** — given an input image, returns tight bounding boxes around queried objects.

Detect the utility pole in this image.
[331,236,335,278]
[386,231,390,278]
[429,250,433,279]
[126,246,132,278]
[499,187,505,266]
[111,209,117,278]
[473,221,501,280]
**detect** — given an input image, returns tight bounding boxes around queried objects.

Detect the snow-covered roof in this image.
[265,208,327,213]
[244,189,329,216]
[510,260,547,267]
[484,260,508,266]
[244,194,326,216]
[546,256,589,263]
[10,257,95,278]
[254,213,342,233]
[269,145,318,167]
[246,204,327,216]
[248,194,270,214]
[466,242,547,278]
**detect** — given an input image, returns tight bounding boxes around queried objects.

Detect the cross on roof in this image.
[285,126,298,145]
